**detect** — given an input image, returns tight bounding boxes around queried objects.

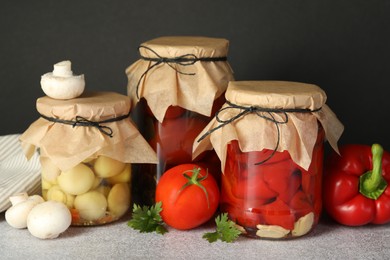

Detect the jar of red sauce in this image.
[126,36,234,205]
[194,81,344,239]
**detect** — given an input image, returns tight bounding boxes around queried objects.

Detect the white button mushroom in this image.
[40,60,85,100]
[27,200,71,239]
[5,194,44,229]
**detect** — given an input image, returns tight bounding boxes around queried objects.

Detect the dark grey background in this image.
[1,1,389,149]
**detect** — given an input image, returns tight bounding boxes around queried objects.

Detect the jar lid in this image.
[37,91,130,121]
[20,91,157,171]
[225,81,326,110]
[194,81,344,171]
[126,36,234,123]
[139,36,229,58]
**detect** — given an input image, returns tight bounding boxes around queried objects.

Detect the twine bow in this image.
[135,45,227,99]
[40,112,130,138]
[197,100,321,165]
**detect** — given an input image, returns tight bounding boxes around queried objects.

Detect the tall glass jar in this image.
[193,81,344,239]
[20,92,157,225]
[126,36,234,205]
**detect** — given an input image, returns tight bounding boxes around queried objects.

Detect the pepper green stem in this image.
[359,144,388,200]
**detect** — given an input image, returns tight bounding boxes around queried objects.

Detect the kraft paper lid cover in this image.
[193,81,344,171]
[126,36,234,122]
[20,91,157,171]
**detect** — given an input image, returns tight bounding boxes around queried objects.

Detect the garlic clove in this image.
[292,212,315,237]
[256,224,290,239]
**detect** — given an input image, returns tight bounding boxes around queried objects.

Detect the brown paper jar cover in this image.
[193,81,344,171]
[126,36,234,122]
[20,92,157,171]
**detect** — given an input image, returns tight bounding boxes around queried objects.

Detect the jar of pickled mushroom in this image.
[194,81,344,239]
[126,36,234,205]
[20,92,157,225]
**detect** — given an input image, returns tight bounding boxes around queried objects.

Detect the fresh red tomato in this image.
[150,117,208,165]
[155,164,220,230]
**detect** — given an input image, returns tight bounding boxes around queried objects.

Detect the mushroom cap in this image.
[27,201,71,239]
[41,73,85,100]
[5,200,38,229]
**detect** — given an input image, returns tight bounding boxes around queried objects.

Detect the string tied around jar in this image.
[39,112,131,138]
[197,100,322,165]
[135,45,228,99]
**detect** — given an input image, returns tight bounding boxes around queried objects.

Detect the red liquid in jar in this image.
[131,95,225,206]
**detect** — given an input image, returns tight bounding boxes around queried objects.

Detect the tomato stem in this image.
[359,144,388,200]
[178,167,210,208]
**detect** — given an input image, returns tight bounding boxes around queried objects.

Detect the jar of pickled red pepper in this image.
[194,81,344,239]
[20,92,157,225]
[126,36,234,205]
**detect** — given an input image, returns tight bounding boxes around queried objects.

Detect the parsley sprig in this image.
[127,202,167,235]
[203,213,242,243]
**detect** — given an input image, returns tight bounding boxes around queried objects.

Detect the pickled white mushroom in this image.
[46,185,75,208]
[107,183,130,217]
[95,185,111,197]
[94,156,126,178]
[41,179,53,191]
[106,164,131,184]
[91,176,103,189]
[27,201,71,239]
[58,163,95,195]
[40,60,85,100]
[74,191,107,221]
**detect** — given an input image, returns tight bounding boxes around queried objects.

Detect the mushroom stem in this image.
[53,60,73,77]
[9,192,29,206]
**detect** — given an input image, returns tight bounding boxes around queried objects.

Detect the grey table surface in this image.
[1,211,389,260]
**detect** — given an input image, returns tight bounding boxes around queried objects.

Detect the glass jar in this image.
[20,92,157,225]
[193,81,344,239]
[126,36,234,205]
[221,127,325,239]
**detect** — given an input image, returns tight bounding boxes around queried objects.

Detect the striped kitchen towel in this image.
[0,134,41,212]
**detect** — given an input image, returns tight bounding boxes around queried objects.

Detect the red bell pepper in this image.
[323,143,390,226]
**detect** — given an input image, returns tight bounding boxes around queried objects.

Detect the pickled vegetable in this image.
[221,130,324,239]
[41,156,132,225]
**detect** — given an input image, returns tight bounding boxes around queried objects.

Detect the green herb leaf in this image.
[203,213,242,243]
[127,202,168,235]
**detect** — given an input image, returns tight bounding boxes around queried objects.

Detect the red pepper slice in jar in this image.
[259,198,295,230]
[289,190,314,219]
[262,161,302,204]
[232,169,278,200]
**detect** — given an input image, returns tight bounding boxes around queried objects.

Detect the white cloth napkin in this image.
[0,134,41,212]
